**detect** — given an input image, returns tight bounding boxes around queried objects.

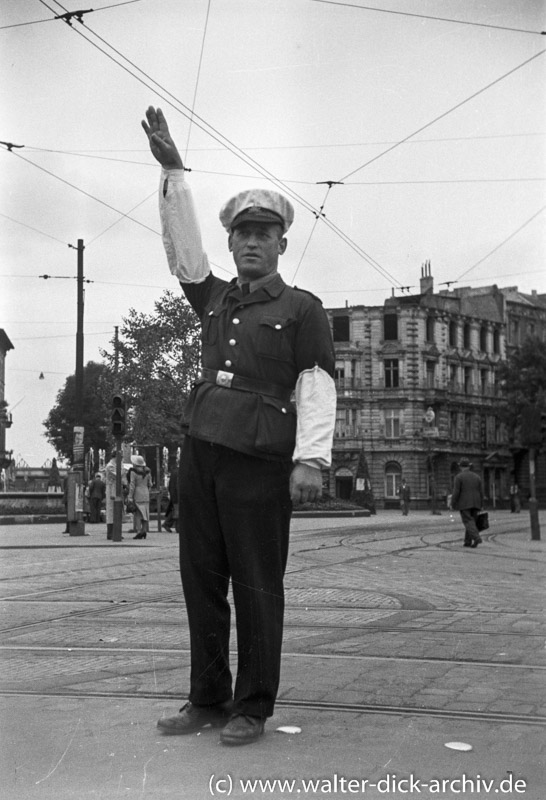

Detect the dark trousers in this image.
[459,508,480,544]
[89,497,102,523]
[178,436,292,719]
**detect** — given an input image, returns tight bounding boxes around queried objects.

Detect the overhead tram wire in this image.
[44,0,545,291]
[9,149,160,239]
[456,205,546,283]
[0,0,144,30]
[291,184,334,284]
[38,0,321,218]
[15,147,546,185]
[311,0,546,37]
[183,0,212,162]
[339,48,546,183]
[37,0,403,288]
[23,130,546,156]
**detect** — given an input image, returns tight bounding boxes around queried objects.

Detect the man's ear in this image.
[278,237,287,255]
[228,232,233,252]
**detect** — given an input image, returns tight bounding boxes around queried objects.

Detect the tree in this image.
[43,361,114,461]
[498,335,546,435]
[100,290,201,451]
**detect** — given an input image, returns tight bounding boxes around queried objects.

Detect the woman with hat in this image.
[128,455,152,540]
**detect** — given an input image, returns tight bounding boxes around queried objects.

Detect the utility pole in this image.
[68,239,86,536]
[111,327,124,543]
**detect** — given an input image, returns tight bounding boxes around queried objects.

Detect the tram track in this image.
[0,687,543,728]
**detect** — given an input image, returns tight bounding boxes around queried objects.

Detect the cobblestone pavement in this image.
[1,510,545,798]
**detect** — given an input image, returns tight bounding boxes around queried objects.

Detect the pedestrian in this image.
[398,479,411,516]
[450,457,484,548]
[104,452,127,541]
[509,482,521,513]
[163,460,178,533]
[87,472,106,523]
[128,455,152,540]
[142,107,336,745]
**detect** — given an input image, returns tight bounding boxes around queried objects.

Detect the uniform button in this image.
[225,360,232,368]
[229,339,237,346]
[281,407,287,414]
[233,318,240,325]
[208,310,214,316]
[275,323,282,330]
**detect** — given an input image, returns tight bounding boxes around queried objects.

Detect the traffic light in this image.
[111,394,126,437]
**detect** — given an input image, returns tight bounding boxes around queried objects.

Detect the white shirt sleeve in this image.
[292,365,337,469]
[159,168,210,284]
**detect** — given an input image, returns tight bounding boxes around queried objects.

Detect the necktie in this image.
[241,283,250,296]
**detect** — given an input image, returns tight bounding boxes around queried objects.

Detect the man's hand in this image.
[141,106,184,170]
[290,463,322,505]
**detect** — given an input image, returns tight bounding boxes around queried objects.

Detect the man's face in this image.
[228,221,287,281]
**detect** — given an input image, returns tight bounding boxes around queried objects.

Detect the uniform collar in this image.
[231,272,286,299]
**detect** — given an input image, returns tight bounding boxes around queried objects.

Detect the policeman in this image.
[143,107,336,745]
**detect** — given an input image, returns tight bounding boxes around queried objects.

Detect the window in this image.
[449,364,458,387]
[335,407,355,437]
[385,409,400,438]
[384,462,402,499]
[426,361,435,388]
[480,325,487,352]
[426,316,435,343]
[333,315,350,342]
[480,369,488,394]
[384,313,398,340]
[384,359,399,388]
[463,323,471,349]
[493,329,500,354]
[464,412,472,440]
[464,366,472,394]
[449,411,458,439]
[449,321,457,347]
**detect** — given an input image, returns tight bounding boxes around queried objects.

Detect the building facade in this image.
[325,267,546,510]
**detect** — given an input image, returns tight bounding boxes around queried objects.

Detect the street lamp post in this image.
[423,406,441,515]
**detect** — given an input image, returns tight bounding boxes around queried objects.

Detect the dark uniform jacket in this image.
[181,272,335,460]
[451,469,483,511]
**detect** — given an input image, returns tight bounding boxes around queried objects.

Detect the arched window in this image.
[384,461,401,499]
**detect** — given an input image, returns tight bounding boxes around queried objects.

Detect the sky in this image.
[1,0,545,466]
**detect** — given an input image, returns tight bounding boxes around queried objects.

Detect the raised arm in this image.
[142,106,184,170]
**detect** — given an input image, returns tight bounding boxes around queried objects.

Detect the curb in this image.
[0,515,66,526]
[293,509,371,518]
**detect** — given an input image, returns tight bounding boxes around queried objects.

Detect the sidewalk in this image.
[1,510,544,799]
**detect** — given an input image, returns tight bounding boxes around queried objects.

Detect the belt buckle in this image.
[216,370,234,388]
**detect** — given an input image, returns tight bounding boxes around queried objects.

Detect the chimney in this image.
[420,259,434,294]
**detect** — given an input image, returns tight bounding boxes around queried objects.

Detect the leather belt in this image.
[200,368,292,403]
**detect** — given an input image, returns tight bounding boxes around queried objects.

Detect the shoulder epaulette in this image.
[292,285,324,304]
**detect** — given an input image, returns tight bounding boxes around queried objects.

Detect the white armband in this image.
[159,168,210,284]
[292,365,336,469]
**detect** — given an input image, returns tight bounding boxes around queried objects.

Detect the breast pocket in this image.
[257,316,296,362]
[202,308,219,345]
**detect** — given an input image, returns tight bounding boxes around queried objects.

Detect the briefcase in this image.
[476,511,489,532]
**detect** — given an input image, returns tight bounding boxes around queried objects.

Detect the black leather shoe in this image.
[133,533,146,539]
[220,714,265,746]
[470,536,483,548]
[157,701,232,735]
